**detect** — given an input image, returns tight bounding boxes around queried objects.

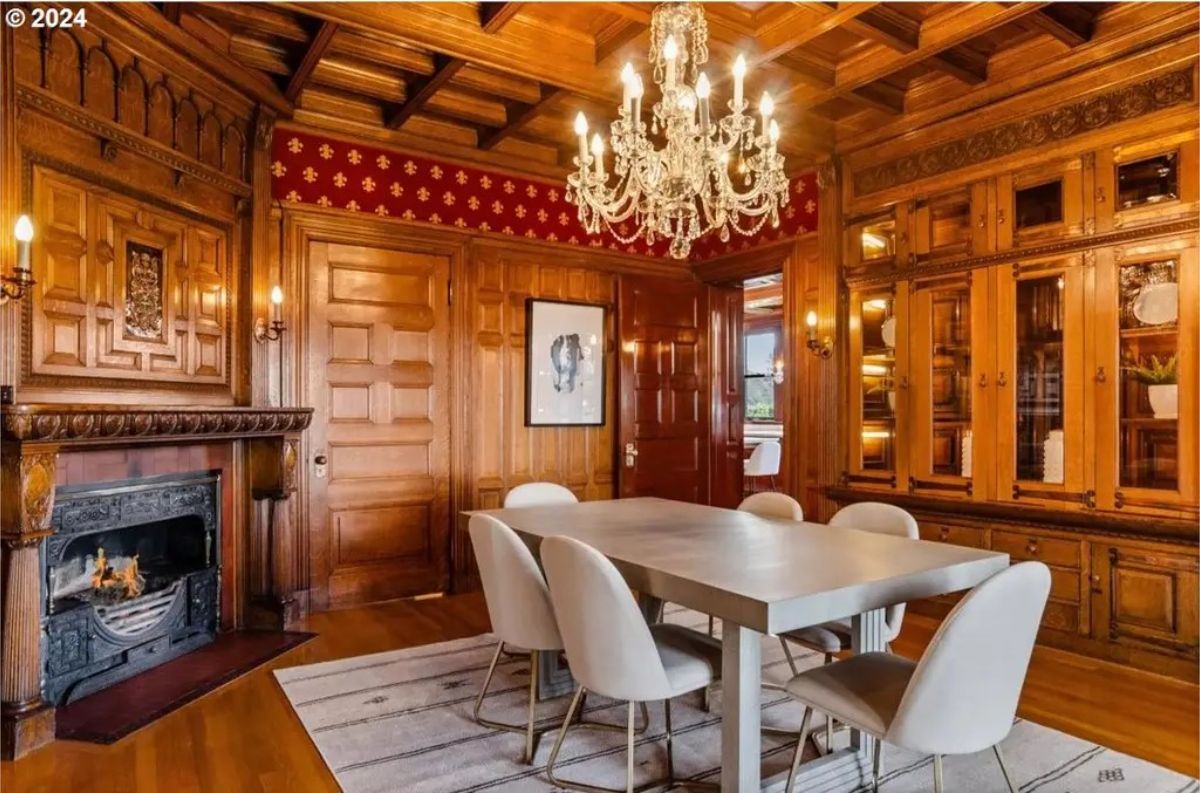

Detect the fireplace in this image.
[41,473,220,706]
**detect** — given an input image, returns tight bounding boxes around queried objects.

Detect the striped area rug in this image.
[275,609,1197,793]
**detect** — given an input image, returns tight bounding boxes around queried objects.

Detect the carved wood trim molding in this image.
[16,84,253,198]
[852,68,1195,197]
[844,218,1199,288]
[0,404,313,448]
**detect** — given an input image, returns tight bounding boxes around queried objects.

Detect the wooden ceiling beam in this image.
[1025,9,1090,47]
[594,18,647,65]
[746,3,882,66]
[847,83,904,115]
[479,3,524,34]
[927,47,988,85]
[386,55,467,129]
[839,7,918,53]
[479,85,569,150]
[284,2,616,101]
[285,20,339,101]
[784,2,1047,108]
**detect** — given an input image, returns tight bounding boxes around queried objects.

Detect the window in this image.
[744,328,780,422]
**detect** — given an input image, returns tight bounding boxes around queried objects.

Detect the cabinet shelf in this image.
[1119,325,1179,339]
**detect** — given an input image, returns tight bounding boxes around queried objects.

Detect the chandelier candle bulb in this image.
[574,112,589,164]
[760,91,774,134]
[696,72,711,132]
[732,54,746,110]
[621,62,635,112]
[631,74,644,125]
[590,133,605,178]
[270,284,283,322]
[769,119,780,148]
[664,35,678,87]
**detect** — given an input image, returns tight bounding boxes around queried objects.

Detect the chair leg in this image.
[784,706,813,793]
[664,698,676,785]
[993,745,1017,793]
[872,739,882,792]
[472,641,505,725]
[932,754,944,793]
[626,702,636,793]
[524,649,540,764]
[779,637,800,677]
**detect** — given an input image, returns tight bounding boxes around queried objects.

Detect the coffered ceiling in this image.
[157,2,1193,178]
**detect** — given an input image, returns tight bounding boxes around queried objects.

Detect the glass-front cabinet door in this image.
[1094,239,1198,516]
[908,272,990,500]
[1094,131,1198,235]
[994,256,1089,507]
[847,285,908,489]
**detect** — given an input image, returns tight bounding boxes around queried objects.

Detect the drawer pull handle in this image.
[979,373,987,388]
[997,371,1008,387]
[1095,366,1106,383]
[978,213,987,229]
[939,527,949,541]
[997,209,1006,225]
[1027,541,1039,554]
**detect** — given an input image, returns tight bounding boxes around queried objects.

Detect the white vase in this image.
[1148,384,1178,419]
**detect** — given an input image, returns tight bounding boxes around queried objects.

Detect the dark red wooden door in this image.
[618,276,710,502]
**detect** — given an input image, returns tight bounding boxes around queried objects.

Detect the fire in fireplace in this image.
[42,472,221,705]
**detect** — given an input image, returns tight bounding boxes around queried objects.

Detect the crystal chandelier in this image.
[566,1,789,260]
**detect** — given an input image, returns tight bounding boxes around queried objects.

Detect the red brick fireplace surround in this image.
[0,403,312,760]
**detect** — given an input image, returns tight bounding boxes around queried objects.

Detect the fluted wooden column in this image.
[0,447,58,759]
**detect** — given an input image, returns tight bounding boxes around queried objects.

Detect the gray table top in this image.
[468,497,1010,634]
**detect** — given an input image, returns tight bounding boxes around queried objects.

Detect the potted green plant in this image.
[1124,354,1178,419]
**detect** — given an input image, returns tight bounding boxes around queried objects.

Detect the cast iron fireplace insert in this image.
[41,472,221,706]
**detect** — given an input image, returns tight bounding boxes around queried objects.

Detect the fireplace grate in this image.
[94,581,183,637]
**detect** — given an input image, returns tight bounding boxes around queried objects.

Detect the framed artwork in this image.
[524,298,606,427]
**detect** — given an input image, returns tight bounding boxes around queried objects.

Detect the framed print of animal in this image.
[525,298,607,427]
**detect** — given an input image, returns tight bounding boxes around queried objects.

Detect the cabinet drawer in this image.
[920,522,987,549]
[992,530,1081,568]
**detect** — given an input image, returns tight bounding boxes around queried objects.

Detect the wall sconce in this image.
[1,215,37,305]
[805,310,833,358]
[254,285,286,342]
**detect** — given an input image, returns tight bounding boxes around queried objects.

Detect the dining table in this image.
[465,496,1010,793]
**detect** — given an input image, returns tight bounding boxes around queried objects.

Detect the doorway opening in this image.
[742,272,785,495]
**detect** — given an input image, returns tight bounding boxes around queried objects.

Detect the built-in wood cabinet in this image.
[840,122,1199,678]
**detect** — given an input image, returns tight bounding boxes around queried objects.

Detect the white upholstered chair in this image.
[541,535,722,793]
[778,502,919,750]
[468,514,565,762]
[744,440,781,491]
[781,562,1051,793]
[738,492,804,521]
[504,482,578,508]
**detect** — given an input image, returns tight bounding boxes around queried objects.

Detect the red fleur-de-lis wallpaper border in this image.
[270,127,817,262]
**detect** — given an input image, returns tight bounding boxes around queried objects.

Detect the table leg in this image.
[759,608,886,792]
[536,651,575,701]
[638,593,664,625]
[721,620,762,793]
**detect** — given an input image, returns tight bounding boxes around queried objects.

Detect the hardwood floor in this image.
[2,594,1195,792]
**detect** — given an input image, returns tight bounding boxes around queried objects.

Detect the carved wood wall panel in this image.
[25,165,233,395]
[469,242,618,513]
[852,69,1195,198]
[12,21,250,183]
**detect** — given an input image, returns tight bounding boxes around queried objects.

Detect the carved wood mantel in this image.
[0,403,312,760]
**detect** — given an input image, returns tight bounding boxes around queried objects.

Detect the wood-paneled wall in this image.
[468,241,619,509]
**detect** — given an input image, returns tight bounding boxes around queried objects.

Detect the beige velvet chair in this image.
[541,534,722,793]
[778,502,919,751]
[782,562,1051,793]
[504,482,578,508]
[737,491,804,521]
[468,514,565,763]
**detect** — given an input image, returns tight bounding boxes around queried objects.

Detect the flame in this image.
[91,547,145,599]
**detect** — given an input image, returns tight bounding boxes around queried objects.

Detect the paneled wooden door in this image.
[306,239,451,608]
[618,276,710,503]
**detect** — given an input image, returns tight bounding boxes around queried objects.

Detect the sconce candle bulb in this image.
[2,214,37,305]
[805,309,833,359]
[255,284,287,343]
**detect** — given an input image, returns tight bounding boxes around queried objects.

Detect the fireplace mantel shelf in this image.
[1,403,313,449]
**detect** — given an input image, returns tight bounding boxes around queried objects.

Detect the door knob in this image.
[314,454,327,465]
[624,443,638,469]
[313,452,329,479]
